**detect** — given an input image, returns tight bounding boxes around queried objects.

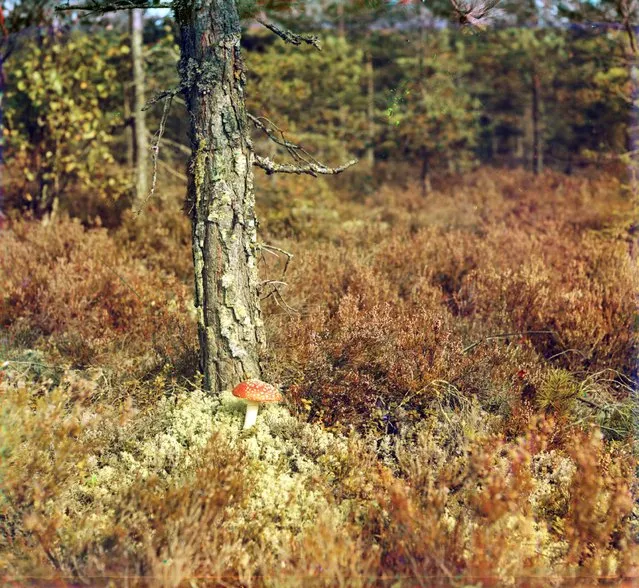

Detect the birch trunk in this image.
[131,9,148,201]
[175,0,265,396]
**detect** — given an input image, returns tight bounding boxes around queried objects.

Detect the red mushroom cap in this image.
[232,379,283,403]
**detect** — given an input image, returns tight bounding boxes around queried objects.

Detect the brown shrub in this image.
[267,169,638,434]
[0,217,196,380]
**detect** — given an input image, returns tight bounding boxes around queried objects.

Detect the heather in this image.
[2,1,639,584]
[1,168,637,586]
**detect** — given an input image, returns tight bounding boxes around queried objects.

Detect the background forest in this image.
[1,0,639,585]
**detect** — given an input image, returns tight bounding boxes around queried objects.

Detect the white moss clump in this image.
[214,391,351,551]
[65,390,221,517]
[60,386,354,557]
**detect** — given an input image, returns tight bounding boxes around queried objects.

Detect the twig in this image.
[259,243,294,276]
[136,94,173,214]
[254,154,357,177]
[157,158,187,182]
[143,85,183,111]
[462,330,555,354]
[248,113,319,164]
[257,17,321,51]
[148,132,191,156]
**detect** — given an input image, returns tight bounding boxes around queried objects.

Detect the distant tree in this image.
[386,29,480,193]
[4,30,128,216]
[0,0,51,168]
[130,8,148,202]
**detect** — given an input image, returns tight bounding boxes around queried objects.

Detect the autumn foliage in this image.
[1,168,637,586]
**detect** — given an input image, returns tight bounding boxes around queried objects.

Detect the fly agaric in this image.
[232,379,283,429]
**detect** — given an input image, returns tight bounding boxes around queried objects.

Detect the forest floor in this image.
[1,167,638,586]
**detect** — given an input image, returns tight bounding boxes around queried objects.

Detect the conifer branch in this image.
[256,17,321,51]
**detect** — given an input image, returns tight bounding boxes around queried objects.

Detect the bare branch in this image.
[143,84,184,111]
[254,154,357,177]
[135,94,172,214]
[55,0,171,14]
[157,158,187,182]
[258,244,299,314]
[248,113,316,163]
[257,17,321,51]
[148,131,191,156]
[248,113,355,177]
[259,243,294,275]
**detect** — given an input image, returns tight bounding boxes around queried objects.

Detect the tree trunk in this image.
[176,0,265,397]
[420,150,432,196]
[365,45,375,170]
[337,2,345,40]
[130,9,148,202]
[124,87,134,168]
[531,69,543,175]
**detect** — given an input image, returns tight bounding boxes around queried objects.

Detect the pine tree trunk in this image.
[130,9,148,202]
[176,0,265,396]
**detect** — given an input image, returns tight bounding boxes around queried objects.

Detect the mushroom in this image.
[232,379,283,429]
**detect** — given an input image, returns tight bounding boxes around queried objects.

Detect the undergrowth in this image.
[1,168,637,585]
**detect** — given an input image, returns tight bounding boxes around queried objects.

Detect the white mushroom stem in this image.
[243,400,260,429]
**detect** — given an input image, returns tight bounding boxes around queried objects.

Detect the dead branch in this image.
[143,84,184,111]
[249,113,356,176]
[254,154,357,177]
[148,131,191,156]
[257,244,299,314]
[55,0,171,14]
[248,113,319,164]
[157,158,187,182]
[257,17,321,51]
[259,243,294,276]
[135,94,172,214]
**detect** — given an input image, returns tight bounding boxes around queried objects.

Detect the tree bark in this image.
[175,0,265,396]
[130,9,148,201]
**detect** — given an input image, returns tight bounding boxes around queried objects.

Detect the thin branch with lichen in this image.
[257,17,321,51]
[254,154,357,177]
[248,113,356,176]
[55,0,171,14]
